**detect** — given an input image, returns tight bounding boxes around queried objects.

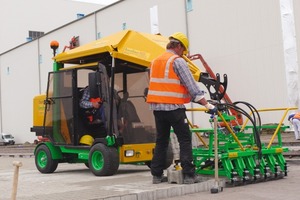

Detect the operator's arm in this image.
[79,88,100,109]
[80,89,94,109]
[173,58,213,109]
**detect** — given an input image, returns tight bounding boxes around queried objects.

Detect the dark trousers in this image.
[151,108,195,177]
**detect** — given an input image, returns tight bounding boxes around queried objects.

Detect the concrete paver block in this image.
[167,168,183,184]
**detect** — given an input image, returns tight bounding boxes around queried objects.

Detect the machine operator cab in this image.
[39,62,156,147]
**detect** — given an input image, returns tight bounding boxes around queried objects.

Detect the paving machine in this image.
[31,30,294,183]
[31,30,175,176]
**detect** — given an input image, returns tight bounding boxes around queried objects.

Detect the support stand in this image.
[210,113,223,194]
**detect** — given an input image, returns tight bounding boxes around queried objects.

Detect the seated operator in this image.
[79,86,104,125]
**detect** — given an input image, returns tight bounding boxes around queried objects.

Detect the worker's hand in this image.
[204,103,218,115]
[92,102,100,109]
[208,106,218,115]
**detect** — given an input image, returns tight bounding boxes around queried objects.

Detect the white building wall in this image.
[0,41,40,143]
[0,0,104,54]
[94,0,187,37]
[38,14,98,92]
[0,0,299,143]
[188,0,290,126]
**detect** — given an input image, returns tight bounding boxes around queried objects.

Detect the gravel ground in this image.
[0,143,36,154]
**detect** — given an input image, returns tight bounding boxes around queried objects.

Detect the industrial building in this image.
[0,0,299,143]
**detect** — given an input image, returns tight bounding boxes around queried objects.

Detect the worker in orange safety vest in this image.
[147,32,217,184]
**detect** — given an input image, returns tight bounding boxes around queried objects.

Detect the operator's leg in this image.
[170,109,195,177]
[94,106,105,122]
[151,111,171,177]
[292,119,300,140]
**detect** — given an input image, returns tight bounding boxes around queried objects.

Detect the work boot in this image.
[183,175,201,184]
[152,175,168,184]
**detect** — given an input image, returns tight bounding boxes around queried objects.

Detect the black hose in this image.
[209,100,263,159]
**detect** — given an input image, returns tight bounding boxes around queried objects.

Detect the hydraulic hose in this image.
[209,100,263,159]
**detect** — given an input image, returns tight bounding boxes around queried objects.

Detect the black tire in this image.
[145,144,174,169]
[89,143,119,176]
[35,145,58,173]
[84,163,90,168]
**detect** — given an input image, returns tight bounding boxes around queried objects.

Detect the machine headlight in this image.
[125,150,135,157]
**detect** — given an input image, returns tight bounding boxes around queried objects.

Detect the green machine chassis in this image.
[187,107,296,185]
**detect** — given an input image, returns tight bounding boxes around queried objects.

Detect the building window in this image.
[122,23,127,30]
[26,37,32,42]
[186,0,193,12]
[97,32,101,39]
[77,13,85,19]
[39,54,43,64]
[28,31,44,40]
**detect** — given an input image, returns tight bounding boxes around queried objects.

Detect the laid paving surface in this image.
[0,131,299,200]
[0,157,225,200]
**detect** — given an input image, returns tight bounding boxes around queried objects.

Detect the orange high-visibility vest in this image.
[147,52,191,104]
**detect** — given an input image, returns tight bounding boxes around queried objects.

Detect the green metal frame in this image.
[36,142,90,162]
[190,113,289,184]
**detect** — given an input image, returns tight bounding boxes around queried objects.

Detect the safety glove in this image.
[204,103,218,115]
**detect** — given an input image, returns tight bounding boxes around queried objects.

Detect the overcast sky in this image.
[73,0,118,5]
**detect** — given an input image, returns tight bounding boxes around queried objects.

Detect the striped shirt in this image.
[80,88,93,109]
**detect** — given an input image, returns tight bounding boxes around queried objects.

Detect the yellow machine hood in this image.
[54,30,168,67]
[54,30,200,80]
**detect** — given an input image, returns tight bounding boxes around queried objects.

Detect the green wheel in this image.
[89,143,119,176]
[35,144,58,173]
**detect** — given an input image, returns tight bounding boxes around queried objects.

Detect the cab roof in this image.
[54,30,168,68]
[54,30,201,80]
